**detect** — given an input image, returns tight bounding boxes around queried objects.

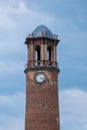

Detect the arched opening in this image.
[35,46,40,65]
[47,46,51,61]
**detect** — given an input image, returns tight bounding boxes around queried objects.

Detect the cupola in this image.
[25,25,60,68]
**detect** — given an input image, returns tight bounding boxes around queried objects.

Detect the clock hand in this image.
[40,77,43,79]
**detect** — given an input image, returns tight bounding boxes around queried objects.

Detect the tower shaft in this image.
[24,25,60,130]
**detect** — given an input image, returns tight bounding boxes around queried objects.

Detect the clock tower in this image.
[24,25,60,130]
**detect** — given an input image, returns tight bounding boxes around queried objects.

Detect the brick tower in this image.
[24,25,60,130]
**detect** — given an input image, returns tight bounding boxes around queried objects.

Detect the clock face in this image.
[35,72,46,84]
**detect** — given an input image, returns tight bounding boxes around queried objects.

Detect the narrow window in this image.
[47,46,51,61]
[35,46,40,65]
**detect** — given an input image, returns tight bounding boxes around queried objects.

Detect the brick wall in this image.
[25,68,60,130]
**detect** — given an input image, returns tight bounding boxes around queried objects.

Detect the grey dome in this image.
[32,25,54,39]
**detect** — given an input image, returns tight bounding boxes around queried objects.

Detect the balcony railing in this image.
[25,60,59,69]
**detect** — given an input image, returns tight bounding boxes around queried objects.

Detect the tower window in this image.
[47,46,51,61]
[35,46,40,65]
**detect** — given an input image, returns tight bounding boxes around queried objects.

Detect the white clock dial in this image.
[35,72,46,83]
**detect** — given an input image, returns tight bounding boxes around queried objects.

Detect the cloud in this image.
[0,114,24,130]
[0,61,24,77]
[0,0,27,29]
[0,92,25,112]
[0,0,56,31]
[0,92,25,130]
[59,89,87,130]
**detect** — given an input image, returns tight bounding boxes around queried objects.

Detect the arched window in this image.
[47,46,51,61]
[35,46,40,65]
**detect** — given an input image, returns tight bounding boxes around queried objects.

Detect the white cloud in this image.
[0,0,27,29]
[0,92,25,130]
[0,0,56,31]
[59,89,87,130]
[0,92,25,107]
[0,0,26,26]
[0,61,24,77]
[0,0,28,14]
[0,114,24,130]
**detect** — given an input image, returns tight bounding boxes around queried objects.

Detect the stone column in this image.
[41,39,44,66]
[27,42,31,67]
[51,47,54,62]
[44,40,47,65]
[30,40,34,66]
[54,44,56,62]
[53,43,57,67]
[28,44,30,60]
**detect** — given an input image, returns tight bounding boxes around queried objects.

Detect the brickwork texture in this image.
[25,68,60,130]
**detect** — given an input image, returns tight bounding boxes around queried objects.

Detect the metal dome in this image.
[32,25,54,39]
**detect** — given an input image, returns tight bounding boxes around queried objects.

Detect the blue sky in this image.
[0,0,87,130]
